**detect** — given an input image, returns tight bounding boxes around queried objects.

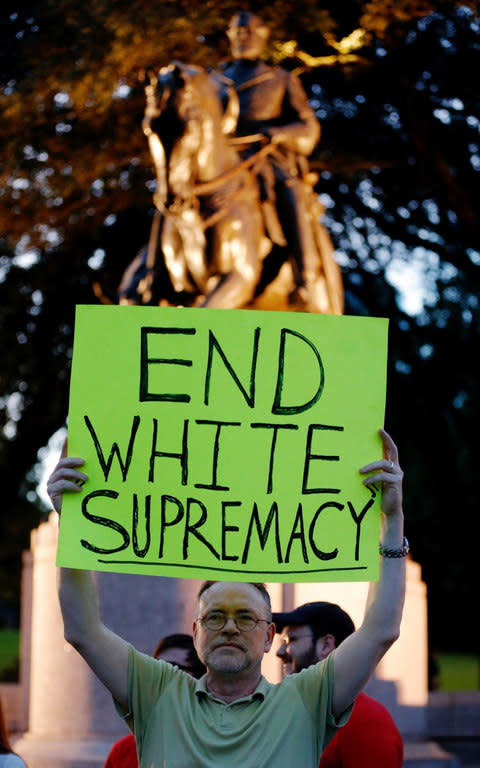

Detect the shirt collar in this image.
[195,674,270,702]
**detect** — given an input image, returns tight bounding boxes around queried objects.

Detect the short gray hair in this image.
[197,581,272,620]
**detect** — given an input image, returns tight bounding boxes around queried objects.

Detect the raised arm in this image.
[331,429,406,717]
[48,443,130,711]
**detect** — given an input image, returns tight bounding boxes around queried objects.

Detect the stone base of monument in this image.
[12,735,462,768]
[12,733,113,768]
[403,741,461,767]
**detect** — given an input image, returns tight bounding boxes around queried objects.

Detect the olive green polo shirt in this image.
[119,644,351,768]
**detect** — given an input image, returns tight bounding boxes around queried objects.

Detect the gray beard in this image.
[205,647,250,674]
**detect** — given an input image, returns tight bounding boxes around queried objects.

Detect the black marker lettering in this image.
[302,424,344,494]
[347,496,375,560]
[80,490,129,554]
[183,498,220,560]
[139,326,195,402]
[241,501,283,564]
[158,495,184,557]
[221,501,241,561]
[84,415,140,482]
[204,327,260,407]
[272,329,325,415]
[132,493,151,558]
[309,501,341,560]
[149,418,189,485]
[284,503,308,563]
[250,423,298,493]
[194,420,241,491]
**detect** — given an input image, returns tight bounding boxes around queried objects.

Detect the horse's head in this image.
[142,63,190,150]
[145,62,223,139]
[141,62,199,204]
[143,61,238,203]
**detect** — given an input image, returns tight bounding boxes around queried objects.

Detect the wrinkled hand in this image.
[46,439,88,514]
[359,429,403,518]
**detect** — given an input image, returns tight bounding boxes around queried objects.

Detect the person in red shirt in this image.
[103,633,205,768]
[273,602,404,768]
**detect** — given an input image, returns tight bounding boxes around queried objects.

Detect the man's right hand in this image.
[46,439,88,514]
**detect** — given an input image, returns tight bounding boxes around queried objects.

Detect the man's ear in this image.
[315,633,336,661]
[264,621,276,652]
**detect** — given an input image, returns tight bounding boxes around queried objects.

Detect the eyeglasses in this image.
[279,633,313,646]
[198,611,271,632]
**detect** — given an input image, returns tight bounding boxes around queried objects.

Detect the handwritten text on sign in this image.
[56,306,388,582]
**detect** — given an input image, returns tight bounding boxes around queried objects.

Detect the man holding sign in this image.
[48,427,406,767]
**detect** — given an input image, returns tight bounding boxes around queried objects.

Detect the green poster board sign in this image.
[57,305,388,582]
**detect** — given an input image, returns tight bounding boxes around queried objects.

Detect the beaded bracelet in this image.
[378,536,409,558]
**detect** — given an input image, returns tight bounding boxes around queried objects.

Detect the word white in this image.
[84,415,345,495]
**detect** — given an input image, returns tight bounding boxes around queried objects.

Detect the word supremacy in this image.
[59,307,388,582]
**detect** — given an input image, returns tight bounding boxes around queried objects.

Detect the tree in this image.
[0,0,479,650]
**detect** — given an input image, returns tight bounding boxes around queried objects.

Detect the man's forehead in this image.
[199,582,264,609]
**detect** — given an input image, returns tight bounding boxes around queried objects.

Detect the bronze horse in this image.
[118,61,343,313]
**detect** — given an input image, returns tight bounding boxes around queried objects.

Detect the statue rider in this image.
[215,11,329,312]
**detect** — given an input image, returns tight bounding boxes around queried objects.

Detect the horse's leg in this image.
[199,202,266,309]
[163,214,205,294]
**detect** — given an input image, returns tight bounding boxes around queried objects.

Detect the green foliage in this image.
[437,653,480,691]
[0,0,479,649]
[0,629,20,682]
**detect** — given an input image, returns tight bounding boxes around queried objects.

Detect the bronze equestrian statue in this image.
[118,11,343,314]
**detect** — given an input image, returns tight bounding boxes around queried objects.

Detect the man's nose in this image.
[222,616,240,633]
